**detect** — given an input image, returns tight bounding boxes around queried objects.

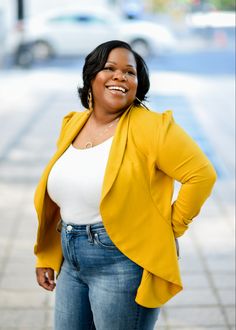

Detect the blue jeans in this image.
[55,221,160,330]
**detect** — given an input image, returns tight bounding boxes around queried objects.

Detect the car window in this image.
[76,15,107,24]
[49,15,74,23]
[49,14,107,25]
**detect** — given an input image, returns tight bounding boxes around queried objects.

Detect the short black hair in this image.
[78,40,150,108]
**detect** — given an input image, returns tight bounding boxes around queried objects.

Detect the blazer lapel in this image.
[58,108,132,203]
[101,106,132,202]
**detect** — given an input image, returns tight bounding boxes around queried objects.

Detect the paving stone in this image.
[178,235,196,252]
[181,273,210,289]
[166,288,218,307]
[7,251,34,263]
[165,307,226,327]
[156,310,167,327]
[4,258,35,275]
[211,273,235,289]
[168,328,229,330]
[196,238,234,257]
[217,289,235,306]
[206,255,235,273]
[0,328,45,330]
[0,309,45,327]
[48,291,55,308]
[0,258,5,267]
[0,218,16,238]
[0,238,9,247]
[45,310,54,327]
[0,250,7,259]
[9,239,35,258]
[191,216,233,236]
[0,290,47,308]
[14,224,37,240]
[179,255,205,273]
[0,274,38,290]
[224,306,236,326]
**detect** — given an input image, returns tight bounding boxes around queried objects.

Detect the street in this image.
[0,48,235,329]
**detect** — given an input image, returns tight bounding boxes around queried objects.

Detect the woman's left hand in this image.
[36,267,56,291]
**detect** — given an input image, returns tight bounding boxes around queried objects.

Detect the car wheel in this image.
[14,44,34,68]
[32,41,53,60]
[130,39,150,57]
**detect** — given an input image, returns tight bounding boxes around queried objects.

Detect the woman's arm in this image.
[156,111,217,237]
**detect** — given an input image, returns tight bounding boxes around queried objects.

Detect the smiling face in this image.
[91,48,138,115]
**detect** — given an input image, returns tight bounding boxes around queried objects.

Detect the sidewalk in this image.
[0,67,234,329]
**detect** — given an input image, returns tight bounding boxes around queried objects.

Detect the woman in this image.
[34,40,216,329]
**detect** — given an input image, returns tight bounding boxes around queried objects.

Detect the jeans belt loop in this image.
[86,225,93,243]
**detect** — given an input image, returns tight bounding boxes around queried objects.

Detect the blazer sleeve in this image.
[156,111,217,238]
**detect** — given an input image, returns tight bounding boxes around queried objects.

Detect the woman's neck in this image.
[90,109,123,126]
[91,104,133,125]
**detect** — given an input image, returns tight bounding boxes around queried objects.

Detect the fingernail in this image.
[49,280,54,284]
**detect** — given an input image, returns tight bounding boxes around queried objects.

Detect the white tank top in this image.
[47,137,113,225]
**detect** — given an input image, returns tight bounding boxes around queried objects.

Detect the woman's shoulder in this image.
[62,109,88,122]
[60,109,88,128]
[56,110,88,147]
[131,105,174,128]
[128,106,175,151]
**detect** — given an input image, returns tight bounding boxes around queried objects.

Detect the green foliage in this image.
[150,0,236,11]
[211,0,236,10]
[151,0,171,12]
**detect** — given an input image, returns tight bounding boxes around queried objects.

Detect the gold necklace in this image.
[85,117,119,148]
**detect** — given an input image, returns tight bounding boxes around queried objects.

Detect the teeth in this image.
[107,86,126,93]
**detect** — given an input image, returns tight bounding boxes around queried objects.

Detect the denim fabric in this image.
[55,221,160,330]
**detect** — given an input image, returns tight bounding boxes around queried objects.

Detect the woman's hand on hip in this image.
[36,267,56,291]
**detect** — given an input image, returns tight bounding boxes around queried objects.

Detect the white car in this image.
[6,6,177,65]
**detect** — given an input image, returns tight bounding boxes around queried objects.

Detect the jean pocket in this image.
[94,230,117,250]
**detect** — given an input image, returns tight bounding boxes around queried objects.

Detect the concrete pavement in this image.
[0,63,235,329]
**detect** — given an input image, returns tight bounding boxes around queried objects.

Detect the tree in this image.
[211,0,235,10]
[149,0,236,11]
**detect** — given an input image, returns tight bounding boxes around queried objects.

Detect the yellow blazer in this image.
[34,105,216,308]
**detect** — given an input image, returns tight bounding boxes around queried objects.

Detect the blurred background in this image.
[0,0,235,329]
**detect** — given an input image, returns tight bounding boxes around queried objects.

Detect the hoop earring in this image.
[135,97,150,111]
[87,90,93,111]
